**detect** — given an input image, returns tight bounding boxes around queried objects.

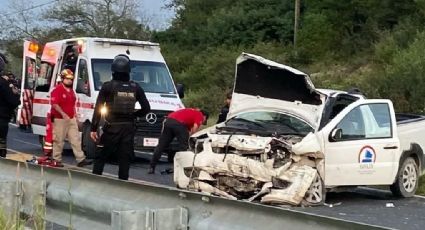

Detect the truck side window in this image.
[336,103,392,141]
[76,59,90,96]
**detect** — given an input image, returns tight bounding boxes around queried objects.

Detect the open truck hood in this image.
[228,53,324,129]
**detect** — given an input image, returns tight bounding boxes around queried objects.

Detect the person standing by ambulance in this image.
[90,54,150,180]
[50,69,92,167]
[0,53,20,158]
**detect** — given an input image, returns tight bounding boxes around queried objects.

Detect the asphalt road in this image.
[5,124,425,230]
[6,124,174,186]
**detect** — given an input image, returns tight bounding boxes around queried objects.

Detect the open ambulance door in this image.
[17,41,39,128]
[31,41,65,137]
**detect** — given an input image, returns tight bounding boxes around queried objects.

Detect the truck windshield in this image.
[91,59,176,94]
[223,111,313,137]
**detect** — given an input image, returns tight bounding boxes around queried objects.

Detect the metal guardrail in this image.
[0,158,390,230]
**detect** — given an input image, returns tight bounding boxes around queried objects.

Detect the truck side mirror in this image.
[330,128,343,142]
[176,83,184,99]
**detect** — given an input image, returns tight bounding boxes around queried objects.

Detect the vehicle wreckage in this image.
[174,53,425,207]
[175,133,324,206]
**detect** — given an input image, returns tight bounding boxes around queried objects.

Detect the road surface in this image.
[5,124,425,230]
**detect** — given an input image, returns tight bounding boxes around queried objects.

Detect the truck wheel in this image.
[390,157,419,197]
[302,172,326,206]
[82,124,96,159]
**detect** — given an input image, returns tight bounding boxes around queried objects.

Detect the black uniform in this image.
[216,104,229,124]
[0,56,21,157]
[91,55,150,180]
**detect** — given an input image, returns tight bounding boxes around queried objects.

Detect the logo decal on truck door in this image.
[358,145,376,172]
[358,145,376,163]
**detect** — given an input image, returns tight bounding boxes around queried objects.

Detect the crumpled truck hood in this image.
[228,53,325,129]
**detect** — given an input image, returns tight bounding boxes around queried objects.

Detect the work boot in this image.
[77,159,93,167]
[148,166,155,174]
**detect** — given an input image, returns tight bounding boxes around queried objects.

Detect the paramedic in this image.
[148,108,208,174]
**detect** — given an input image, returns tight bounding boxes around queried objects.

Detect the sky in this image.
[0,0,175,30]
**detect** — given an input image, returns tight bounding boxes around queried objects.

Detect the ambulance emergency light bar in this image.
[92,38,159,48]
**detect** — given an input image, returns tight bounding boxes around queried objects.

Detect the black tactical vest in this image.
[110,81,137,115]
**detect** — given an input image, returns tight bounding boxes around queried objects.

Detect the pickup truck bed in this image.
[396,113,425,173]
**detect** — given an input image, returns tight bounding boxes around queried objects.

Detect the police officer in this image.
[0,53,20,158]
[90,54,150,180]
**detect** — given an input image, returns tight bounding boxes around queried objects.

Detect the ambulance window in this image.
[24,58,37,90]
[76,59,90,96]
[35,62,54,92]
[91,59,175,94]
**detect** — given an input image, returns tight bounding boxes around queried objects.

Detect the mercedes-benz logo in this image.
[145,112,157,124]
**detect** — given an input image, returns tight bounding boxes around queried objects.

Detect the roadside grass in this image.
[417,175,425,196]
[0,194,46,230]
[0,207,24,230]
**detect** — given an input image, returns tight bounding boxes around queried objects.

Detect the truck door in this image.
[322,99,399,186]
[74,57,94,124]
[17,41,38,128]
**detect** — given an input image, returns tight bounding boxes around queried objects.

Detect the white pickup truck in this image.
[174,53,425,205]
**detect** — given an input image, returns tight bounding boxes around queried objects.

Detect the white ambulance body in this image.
[26,38,184,157]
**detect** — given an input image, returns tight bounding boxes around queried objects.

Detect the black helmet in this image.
[0,53,8,73]
[111,54,131,74]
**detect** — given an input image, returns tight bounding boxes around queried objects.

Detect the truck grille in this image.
[134,110,170,150]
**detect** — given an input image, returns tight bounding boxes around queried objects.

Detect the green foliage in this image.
[374,31,425,113]
[297,13,339,61]
[418,175,425,195]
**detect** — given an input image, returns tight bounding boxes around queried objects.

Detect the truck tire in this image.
[390,157,419,198]
[302,172,326,206]
[82,124,96,159]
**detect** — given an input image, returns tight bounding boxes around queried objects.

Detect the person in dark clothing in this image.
[90,54,150,180]
[216,92,232,124]
[149,108,208,174]
[0,53,20,158]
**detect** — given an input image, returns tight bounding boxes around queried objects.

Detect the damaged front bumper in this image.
[174,133,325,206]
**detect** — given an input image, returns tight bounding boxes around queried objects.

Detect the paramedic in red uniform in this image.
[148,108,208,174]
[50,69,92,167]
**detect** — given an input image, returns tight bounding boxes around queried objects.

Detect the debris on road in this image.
[324,202,342,208]
[386,202,395,208]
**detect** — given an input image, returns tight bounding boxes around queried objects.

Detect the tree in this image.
[43,0,151,39]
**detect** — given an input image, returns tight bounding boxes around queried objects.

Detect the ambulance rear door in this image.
[32,42,65,136]
[17,41,38,128]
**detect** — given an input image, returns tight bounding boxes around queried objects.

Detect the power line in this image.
[3,0,60,17]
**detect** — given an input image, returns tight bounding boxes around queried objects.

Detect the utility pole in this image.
[294,0,301,49]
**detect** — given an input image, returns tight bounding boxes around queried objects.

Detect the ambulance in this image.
[23,38,185,158]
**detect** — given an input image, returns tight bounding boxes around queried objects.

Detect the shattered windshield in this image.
[224,111,313,136]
